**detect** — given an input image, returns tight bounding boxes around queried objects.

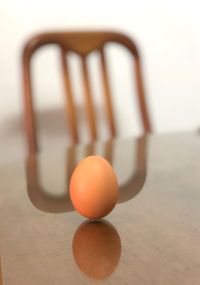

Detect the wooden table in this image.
[0,132,200,284]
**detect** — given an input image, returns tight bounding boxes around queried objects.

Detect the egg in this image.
[69,155,118,219]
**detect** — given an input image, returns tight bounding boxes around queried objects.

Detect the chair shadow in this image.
[3,104,109,140]
[26,135,148,213]
[2,108,66,137]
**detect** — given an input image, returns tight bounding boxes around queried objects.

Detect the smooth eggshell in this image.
[69,155,118,219]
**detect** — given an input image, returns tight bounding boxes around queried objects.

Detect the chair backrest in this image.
[22,31,152,154]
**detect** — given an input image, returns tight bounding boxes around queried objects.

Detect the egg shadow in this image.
[72,220,121,280]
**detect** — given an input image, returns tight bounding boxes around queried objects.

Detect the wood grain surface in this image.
[0,132,200,284]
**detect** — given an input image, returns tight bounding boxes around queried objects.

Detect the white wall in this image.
[1,0,200,162]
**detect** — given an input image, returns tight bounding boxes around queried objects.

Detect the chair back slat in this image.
[134,58,152,133]
[81,56,97,140]
[99,48,116,137]
[60,48,79,143]
[23,56,38,152]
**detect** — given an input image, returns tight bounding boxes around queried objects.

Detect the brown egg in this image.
[69,155,118,219]
[72,220,121,280]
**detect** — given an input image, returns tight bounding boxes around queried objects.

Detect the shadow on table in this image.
[25,135,148,213]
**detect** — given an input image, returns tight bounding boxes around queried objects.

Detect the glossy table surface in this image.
[0,132,200,284]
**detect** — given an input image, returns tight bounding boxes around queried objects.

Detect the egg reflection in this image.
[72,220,121,280]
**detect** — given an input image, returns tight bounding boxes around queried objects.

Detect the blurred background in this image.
[1,0,200,163]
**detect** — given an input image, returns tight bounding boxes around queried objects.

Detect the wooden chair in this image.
[22,31,152,154]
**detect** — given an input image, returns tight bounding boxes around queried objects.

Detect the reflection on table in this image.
[72,220,121,280]
[26,135,148,213]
